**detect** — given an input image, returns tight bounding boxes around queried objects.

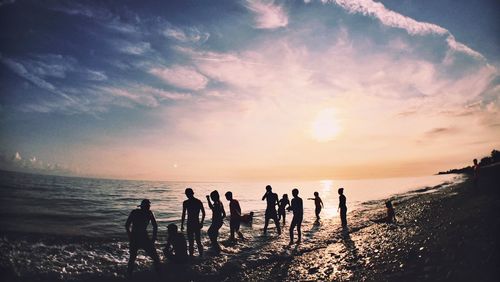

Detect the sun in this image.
[310,108,341,142]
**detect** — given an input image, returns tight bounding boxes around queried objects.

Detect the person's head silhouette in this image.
[210,190,220,202]
[473,158,478,165]
[185,188,194,199]
[292,188,299,197]
[385,201,393,208]
[225,191,233,201]
[338,188,344,195]
[283,193,288,199]
[266,185,272,192]
[138,199,151,211]
[314,192,319,197]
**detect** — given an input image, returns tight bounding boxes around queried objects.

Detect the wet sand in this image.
[1,164,499,282]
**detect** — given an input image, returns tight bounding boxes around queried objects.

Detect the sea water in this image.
[0,170,463,279]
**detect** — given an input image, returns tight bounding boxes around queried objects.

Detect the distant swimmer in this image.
[338,188,348,228]
[262,185,281,235]
[308,191,324,221]
[181,188,205,257]
[125,199,161,277]
[163,223,188,264]
[225,191,244,241]
[278,194,290,225]
[206,190,226,252]
[473,158,480,189]
[287,188,303,245]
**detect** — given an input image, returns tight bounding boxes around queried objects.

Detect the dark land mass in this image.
[1,165,499,281]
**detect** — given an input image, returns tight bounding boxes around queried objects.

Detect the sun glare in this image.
[310,108,341,142]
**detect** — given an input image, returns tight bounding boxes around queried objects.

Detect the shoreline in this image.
[1,167,498,281]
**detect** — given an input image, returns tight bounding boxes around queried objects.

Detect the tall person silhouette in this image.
[338,188,348,228]
[125,199,161,277]
[225,191,244,241]
[206,190,226,252]
[262,185,281,235]
[287,188,303,245]
[181,188,205,257]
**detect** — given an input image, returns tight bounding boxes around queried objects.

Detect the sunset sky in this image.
[0,0,499,181]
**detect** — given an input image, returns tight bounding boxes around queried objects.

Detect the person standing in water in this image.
[262,185,281,235]
[181,188,205,257]
[125,199,161,277]
[206,190,226,252]
[308,192,324,221]
[287,188,303,245]
[338,188,347,228]
[225,191,244,241]
[278,194,290,225]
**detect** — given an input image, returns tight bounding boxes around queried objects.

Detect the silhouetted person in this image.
[262,185,281,235]
[372,200,397,224]
[206,190,226,252]
[225,191,244,241]
[278,194,290,225]
[473,158,480,189]
[163,223,188,264]
[385,201,396,223]
[287,188,303,245]
[308,191,324,220]
[181,188,205,257]
[125,199,161,277]
[338,188,347,228]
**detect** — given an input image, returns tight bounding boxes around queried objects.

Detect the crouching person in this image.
[163,223,188,264]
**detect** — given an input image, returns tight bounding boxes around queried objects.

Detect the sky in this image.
[0,0,499,181]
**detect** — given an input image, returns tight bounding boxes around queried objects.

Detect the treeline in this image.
[438,149,500,175]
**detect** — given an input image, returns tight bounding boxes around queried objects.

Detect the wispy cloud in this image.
[0,56,74,101]
[162,25,210,43]
[245,0,288,29]
[101,84,191,108]
[149,65,208,91]
[327,0,485,60]
[115,40,152,55]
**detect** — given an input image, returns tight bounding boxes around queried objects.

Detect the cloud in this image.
[85,70,108,81]
[0,151,74,176]
[326,0,485,60]
[115,41,152,55]
[425,127,458,137]
[162,25,210,43]
[149,65,208,90]
[0,56,75,101]
[245,0,288,29]
[101,84,192,108]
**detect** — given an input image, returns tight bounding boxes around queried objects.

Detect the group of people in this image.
[124,185,352,276]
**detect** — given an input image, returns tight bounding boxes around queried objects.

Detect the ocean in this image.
[0,170,463,279]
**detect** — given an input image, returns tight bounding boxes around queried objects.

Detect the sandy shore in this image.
[1,165,499,282]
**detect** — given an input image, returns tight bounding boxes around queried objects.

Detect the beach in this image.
[1,165,499,281]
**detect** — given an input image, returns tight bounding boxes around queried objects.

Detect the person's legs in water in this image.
[273,213,281,235]
[195,229,203,257]
[315,207,321,220]
[127,242,138,276]
[187,229,195,256]
[289,218,297,244]
[143,241,161,273]
[263,214,270,234]
[296,217,303,243]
